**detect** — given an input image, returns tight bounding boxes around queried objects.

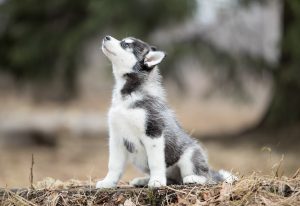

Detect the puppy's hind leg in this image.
[178,147,209,185]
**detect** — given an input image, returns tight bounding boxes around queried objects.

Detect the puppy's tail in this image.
[211,169,238,184]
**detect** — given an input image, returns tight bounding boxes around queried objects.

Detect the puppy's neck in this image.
[112,65,166,103]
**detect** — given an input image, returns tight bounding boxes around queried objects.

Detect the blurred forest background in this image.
[0,0,299,187]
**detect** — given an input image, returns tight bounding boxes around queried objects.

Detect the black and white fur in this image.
[96,36,236,188]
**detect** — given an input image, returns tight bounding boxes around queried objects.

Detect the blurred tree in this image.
[259,0,300,128]
[185,0,300,129]
[0,0,196,100]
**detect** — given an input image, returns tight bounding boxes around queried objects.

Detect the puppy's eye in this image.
[121,41,130,49]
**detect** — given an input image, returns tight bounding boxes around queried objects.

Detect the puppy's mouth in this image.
[103,45,116,56]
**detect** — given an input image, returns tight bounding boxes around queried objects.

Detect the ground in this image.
[1,172,300,205]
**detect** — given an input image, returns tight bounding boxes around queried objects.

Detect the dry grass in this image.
[1,171,299,206]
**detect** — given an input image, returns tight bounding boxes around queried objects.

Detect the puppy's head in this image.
[102,35,165,76]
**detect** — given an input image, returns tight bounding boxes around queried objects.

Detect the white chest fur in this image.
[109,91,146,137]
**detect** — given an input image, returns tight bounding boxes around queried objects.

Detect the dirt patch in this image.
[1,173,300,205]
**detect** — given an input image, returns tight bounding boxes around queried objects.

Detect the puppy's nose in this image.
[104,36,111,41]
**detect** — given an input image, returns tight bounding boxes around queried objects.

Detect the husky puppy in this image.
[96,36,236,188]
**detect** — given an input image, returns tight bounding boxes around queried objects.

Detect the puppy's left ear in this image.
[144,51,166,67]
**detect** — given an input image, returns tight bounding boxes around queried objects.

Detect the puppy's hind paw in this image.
[183,175,207,185]
[130,177,150,187]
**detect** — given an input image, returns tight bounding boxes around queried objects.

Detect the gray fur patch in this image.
[123,139,136,153]
[121,72,144,96]
[191,148,209,175]
[133,95,166,138]
[164,121,195,167]
[120,64,152,97]
[167,178,182,185]
[210,170,224,183]
[166,166,183,185]
[164,130,184,167]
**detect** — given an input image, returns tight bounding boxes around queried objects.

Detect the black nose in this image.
[105,36,111,41]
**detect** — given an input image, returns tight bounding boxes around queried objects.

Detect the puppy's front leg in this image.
[142,136,166,188]
[96,134,127,189]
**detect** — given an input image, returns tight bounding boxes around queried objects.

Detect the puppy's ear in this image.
[144,51,166,67]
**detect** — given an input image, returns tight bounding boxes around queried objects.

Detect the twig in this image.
[184,185,197,199]
[164,185,188,195]
[291,168,300,179]
[135,185,147,205]
[6,190,38,206]
[30,154,35,190]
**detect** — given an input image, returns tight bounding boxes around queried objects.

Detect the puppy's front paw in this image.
[96,180,116,189]
[148,177,166,188]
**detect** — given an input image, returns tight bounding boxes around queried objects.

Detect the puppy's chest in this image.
[109,98,146,137]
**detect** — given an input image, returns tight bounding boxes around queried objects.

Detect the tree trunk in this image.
[259,0,300,128]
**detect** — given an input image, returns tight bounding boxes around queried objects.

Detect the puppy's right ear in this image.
[144,51,166,68]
